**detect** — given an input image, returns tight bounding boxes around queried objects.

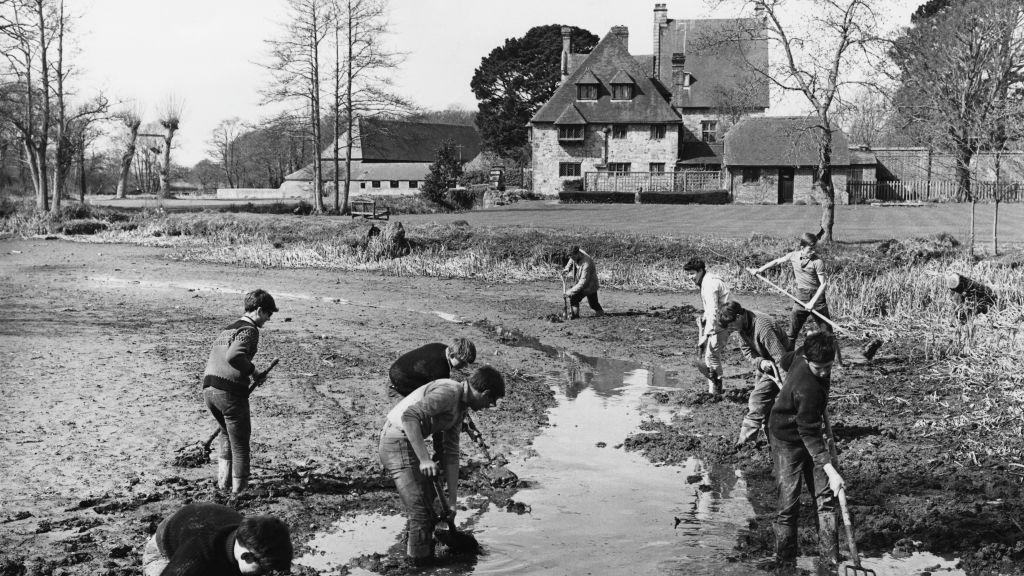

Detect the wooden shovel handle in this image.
[202,358,280,448]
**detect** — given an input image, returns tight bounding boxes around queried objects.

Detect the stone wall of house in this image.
[531,123,678,194]
[729,167,850,204]
[730,170,779,204]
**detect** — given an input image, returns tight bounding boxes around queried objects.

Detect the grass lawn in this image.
[398,200,1024,247]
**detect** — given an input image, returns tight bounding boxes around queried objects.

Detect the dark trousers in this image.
[770,435,839,571]
[203,387,251,481]
[788,295,832,342]
[569,291,603,313]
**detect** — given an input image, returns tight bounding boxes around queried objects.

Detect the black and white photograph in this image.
[1,0,1022,574]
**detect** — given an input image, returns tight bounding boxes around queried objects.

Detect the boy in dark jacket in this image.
[142,502,292,576]
[768,332,844,575]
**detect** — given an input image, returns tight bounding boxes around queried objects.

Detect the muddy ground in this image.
[0,238,1021,575]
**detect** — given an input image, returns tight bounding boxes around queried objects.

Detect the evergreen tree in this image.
[421,139,462,205]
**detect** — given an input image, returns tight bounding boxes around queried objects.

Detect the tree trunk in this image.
[78,142,87,202]
[332,10,341,214]
[817,127,835,242]
[116,125,139,199]
[159,130,176,198]
[341,0,353,215]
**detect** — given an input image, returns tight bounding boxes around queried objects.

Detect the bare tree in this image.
[264,0,332,212]
[707,73,768,132]
[709,0,886,241]
[329,0,412,213]
[208,117,241,188]
[114,103,141,198]
[157,96,183,198]
[834,86,890,147]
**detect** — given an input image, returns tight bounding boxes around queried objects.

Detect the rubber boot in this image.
[231,475,248,495]
[570,305,580,320]
[217,459,231,491]
[707,372,723,395]
[816,510,840,576]
[773,522,799,575]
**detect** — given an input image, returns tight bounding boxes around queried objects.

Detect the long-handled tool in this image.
[173,359,280,467]
[823,413,876,576]
[560,273,571,320]
[432,479,481,555]
[746,268,840,332]
[463,415,518,487]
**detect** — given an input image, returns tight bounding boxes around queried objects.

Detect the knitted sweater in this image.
[155,503,243,576]
[202,318,259,394]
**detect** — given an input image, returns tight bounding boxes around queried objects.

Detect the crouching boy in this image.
[378,365,506,567]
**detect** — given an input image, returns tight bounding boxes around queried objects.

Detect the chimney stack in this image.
[671,52,689,107]
[653,3,669,79]
[611,25,629,50]
[561,26,572,83]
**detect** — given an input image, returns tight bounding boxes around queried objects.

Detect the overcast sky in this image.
[77,0,918,167]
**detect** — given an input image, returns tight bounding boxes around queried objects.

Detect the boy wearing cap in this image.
[752,230,838,352]
[201,288,278,494]
[562,246,604,319]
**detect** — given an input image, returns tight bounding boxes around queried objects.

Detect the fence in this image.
[582,170,722,194]
[848,180,1024,204]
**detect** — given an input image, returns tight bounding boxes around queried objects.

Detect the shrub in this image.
[60,219,108,235]
[562,179,583,192]
[459,169,490,186]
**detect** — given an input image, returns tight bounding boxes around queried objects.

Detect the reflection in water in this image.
[560,350,684,398]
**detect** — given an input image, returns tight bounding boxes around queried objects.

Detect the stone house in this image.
[530,4,769,195]
[280,118,482,197]
[724,116,851,204]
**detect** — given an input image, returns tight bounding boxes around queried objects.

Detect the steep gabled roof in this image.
[533,31,680,124]
[610,70,635,84]
[724,116,850,167]
[658,18,769,110]
[555,104,587,125]
[321,118,481,163]
[679,141,724,165]
[575,69,601,85]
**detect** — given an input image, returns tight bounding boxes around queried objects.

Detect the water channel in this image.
[297,334,964,575]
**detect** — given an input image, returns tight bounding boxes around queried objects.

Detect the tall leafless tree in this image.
[328,0,412,213]
[710,0,887,241]
[264,0,332,212]
[208,116,241,188]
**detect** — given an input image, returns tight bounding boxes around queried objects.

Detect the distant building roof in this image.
[321,118,481,163]
[657,18,769,109]
[284,160,432,182]
[679,141,724,165]
[724,116,851,167]
[533,30,680,125]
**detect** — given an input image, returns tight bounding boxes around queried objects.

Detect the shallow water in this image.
[297,339,964,575]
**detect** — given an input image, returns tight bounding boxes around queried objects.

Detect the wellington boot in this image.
[816,510,840,576]
[216,459,231,491]
[570,306,580,320]
[707,372,724,395]
[231,476,248,494]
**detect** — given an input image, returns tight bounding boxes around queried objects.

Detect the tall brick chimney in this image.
[561,26,572,83]
[653,3,669,79]
[671,52,689,107]
[611,25,629,50]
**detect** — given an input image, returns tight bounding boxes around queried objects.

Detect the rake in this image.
[823,413,877,576]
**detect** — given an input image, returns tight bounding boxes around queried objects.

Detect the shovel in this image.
[432,479,481,555]
[823,413,876,576]
[173,359,280,467]
[464,415,518,488]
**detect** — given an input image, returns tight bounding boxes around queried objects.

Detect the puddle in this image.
[298,327,964,575]
[295,513,406,574]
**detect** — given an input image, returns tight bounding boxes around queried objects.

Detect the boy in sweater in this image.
[202,289,278,494]
[768,332,844,575]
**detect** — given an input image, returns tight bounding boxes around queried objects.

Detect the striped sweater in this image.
[202,318,259,394]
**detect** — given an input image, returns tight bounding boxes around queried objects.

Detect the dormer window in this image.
[610,70,635,101]
[577,85,599,100]
[574,69,602,101]
[558,126,585,142]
